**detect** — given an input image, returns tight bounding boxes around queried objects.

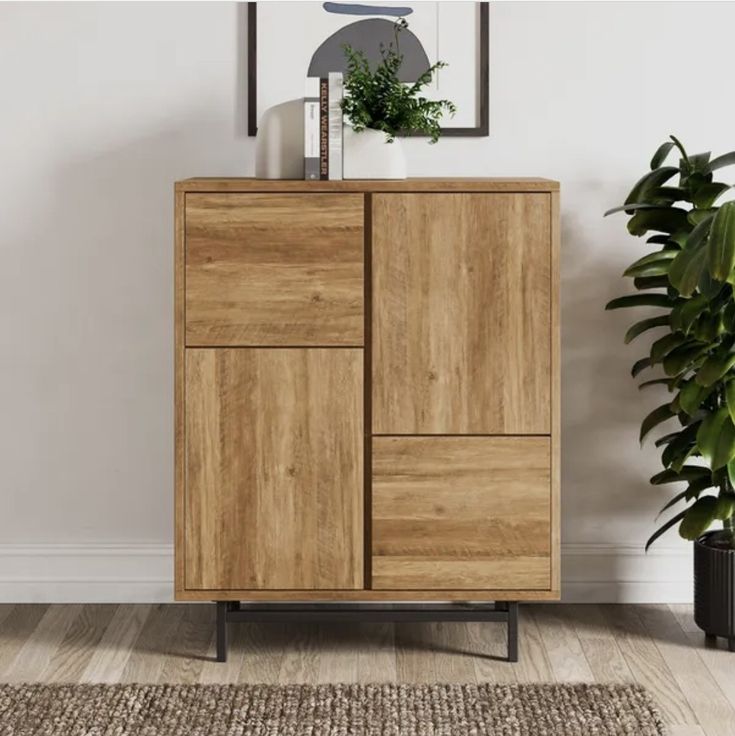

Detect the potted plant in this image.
[340,18,455,179]
[606,136,735,650]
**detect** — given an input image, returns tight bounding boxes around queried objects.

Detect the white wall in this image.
[1,1,733,602]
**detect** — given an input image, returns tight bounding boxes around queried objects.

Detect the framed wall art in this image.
[248,1,489,137]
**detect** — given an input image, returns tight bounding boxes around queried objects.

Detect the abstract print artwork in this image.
[248,1,488,136]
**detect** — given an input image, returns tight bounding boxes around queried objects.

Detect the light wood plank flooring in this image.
[0,603,731,736]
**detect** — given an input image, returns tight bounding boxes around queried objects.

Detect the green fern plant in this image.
[606,136,735,550]
[341,18,456,143]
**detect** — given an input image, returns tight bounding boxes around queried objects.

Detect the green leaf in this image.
[697,407,735,470]
[650,333,687,363]
[688,209,716,227]
[640,403,675,444]
[655,432,681,448]
[728,458,735,487]
[686,474,718,497]
[687,152,712,175]
[670,135,689,164]
[623,249,678,277]
[693,182,731,209]
[656,489,690,517]
[670,294,708,333]
[625,259,674,278]
[686,212,715,244]
[605,294,674,310]
[695,353,735,387]
[634,276,670,290]
[624,315,670,344]
[605,203,672,217]
[662,422,700,470]
[628,207,690,237]
[646,509,687,550]
[725,381,735,424]
[707,201,735,281]
[663,344,706,376]
[693,313,721,343]
[668,246,707,297]
[624,167,679,207]
[632,357,652,377]
[650,142,675,170]
[708,151,735,172]
[679,496,718,540]
[647,234,674,245]
[715,494,735,521]
[678,380,712,416]
[650,465,710,485]
[697,264,724,299]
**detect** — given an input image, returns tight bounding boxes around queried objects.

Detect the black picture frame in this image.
[247,1,489,138]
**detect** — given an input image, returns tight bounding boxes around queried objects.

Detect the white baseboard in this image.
[0,542,693,604]
[0,544,173,603]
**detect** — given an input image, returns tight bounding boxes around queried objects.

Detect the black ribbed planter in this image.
[694,531,735,651]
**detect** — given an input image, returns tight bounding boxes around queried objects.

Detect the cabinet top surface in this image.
[176,177,559,194]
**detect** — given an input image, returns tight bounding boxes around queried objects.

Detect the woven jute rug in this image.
[0,683,665,736]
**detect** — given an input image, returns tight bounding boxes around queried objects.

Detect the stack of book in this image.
[304,72,343,181]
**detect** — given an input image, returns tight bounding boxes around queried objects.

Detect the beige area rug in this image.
[0,683,665,735]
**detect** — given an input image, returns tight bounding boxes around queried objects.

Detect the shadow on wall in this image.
[559,183,681,554]
[7,116,246,543]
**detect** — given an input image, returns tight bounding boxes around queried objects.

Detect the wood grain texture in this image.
[601,605,698,729]
[174,188,185,597]
[4,605,81,683]
[371,437,551,590]
[183,348,363,592]
[176,178,560,194]
[550,190,561,595]
[565,604,634,683]
[185,193,364,346]
[171,588,560,602]
[531,606,594,683]
[637,605,735,736]
[40,605,117,683]
[80,605,151,684]
[372,193,551,434]
[0,606,49,680]
[1,602,734,736]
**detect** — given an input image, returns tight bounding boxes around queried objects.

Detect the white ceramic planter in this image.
[343,126,407,180]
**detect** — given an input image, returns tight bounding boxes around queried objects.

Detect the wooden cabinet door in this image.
[372,193,550,434]
[185,193,364,346]
[372,437,551,590]
[184,348,363,590]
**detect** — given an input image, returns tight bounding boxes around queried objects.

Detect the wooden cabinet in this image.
[372,437,551,590]
[185,348,363,591]
[175,178,560,603]
[372,193,551,434]
[185,193,364,346]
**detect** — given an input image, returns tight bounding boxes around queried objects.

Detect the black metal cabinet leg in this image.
[729,637,735,653]
[507,602,519,662]
[216,601,228,662]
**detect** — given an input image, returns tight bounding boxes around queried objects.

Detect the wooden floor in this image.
[0,603,732,735]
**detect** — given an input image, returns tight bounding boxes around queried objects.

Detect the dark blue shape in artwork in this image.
[323,2,413,17]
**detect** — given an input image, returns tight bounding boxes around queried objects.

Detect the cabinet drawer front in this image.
[372,437,551,590]
[372,193,550,434]
[185,193,364,346]
[185,348,363,590]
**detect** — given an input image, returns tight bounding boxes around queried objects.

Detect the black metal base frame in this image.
[215,601,519,663]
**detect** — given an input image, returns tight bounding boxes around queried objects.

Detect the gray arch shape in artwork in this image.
[307,18,430,81]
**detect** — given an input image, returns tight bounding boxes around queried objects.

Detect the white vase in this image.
[343,126,407,180]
